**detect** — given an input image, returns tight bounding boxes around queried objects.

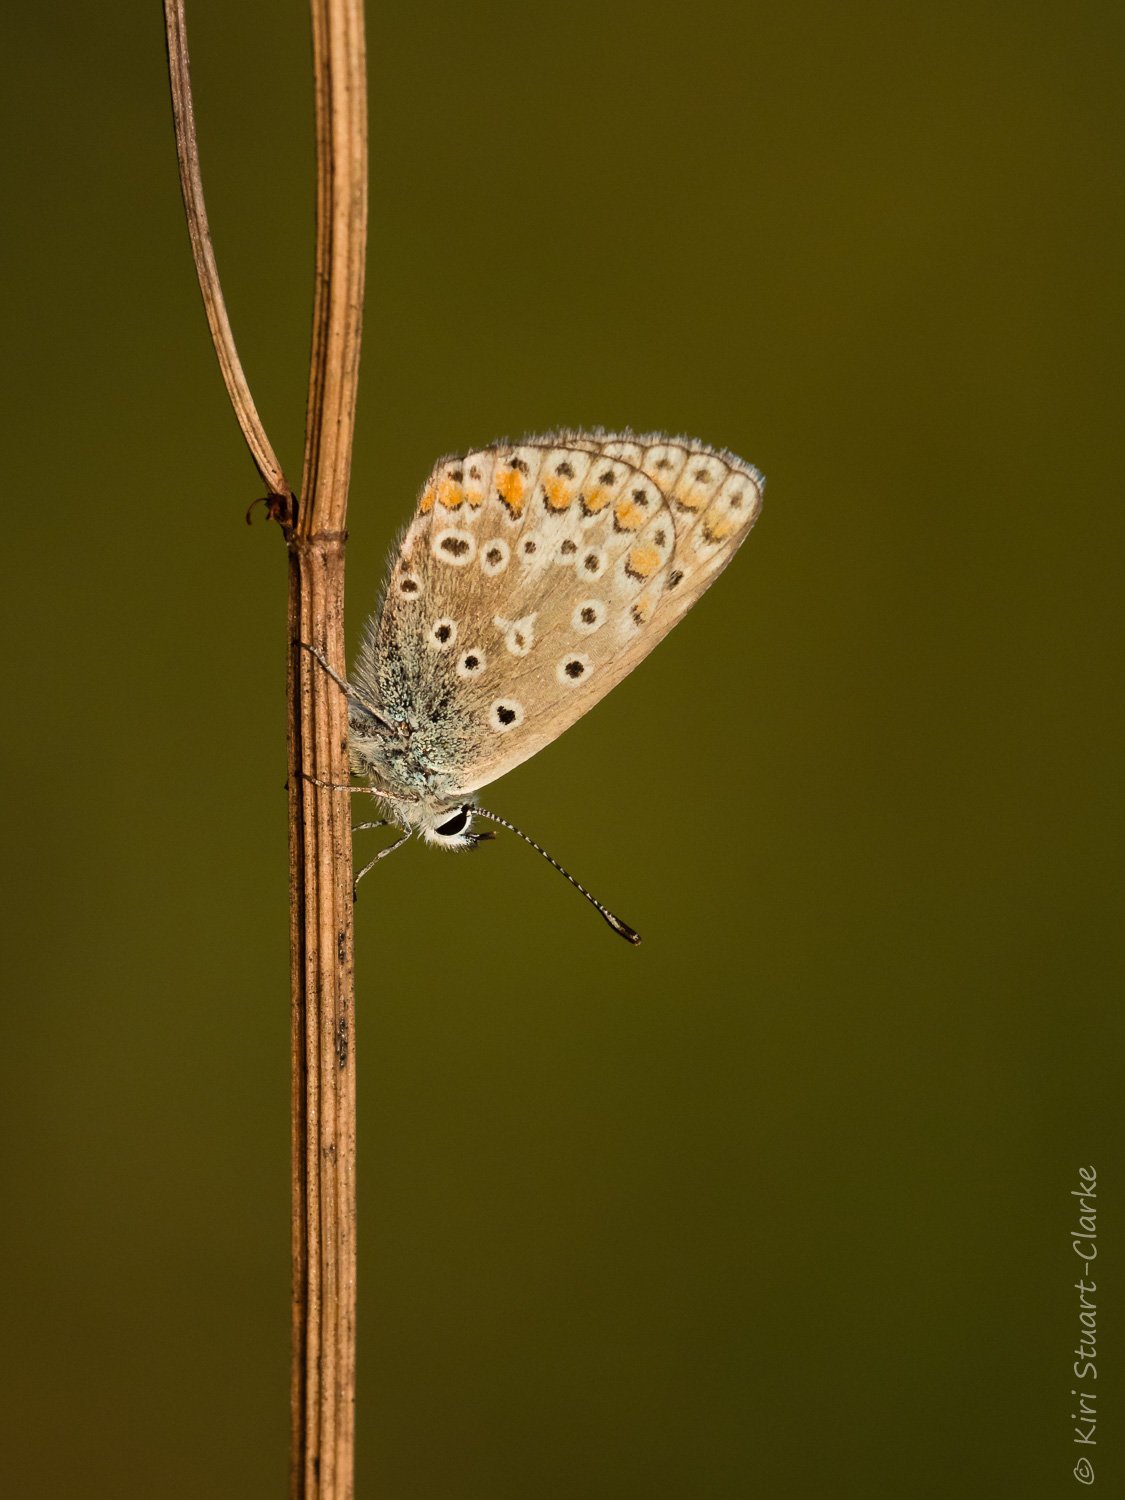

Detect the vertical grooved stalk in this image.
[289,540,359,1497]
[163,3,367,1495]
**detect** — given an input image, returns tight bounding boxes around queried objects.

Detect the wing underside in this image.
[366,431,764,795]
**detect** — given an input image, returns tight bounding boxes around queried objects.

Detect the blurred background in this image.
[1,2,1121,1495]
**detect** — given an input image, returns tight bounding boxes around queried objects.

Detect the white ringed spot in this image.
[493,613,536,657]
[480,538,510,576]
[426,617,457,650]
[456,648,486,679]
[572,599,606,634]
[489,698,524,732]
[432,527,476,566]
[556,652,592,686]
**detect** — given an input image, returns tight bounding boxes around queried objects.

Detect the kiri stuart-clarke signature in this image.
[1070,1164,1098,1486]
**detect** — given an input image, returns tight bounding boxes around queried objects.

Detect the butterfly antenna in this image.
[472,806,641,945]
[298,641,395,735]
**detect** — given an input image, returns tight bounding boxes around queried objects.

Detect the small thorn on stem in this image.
[246,490,297,530]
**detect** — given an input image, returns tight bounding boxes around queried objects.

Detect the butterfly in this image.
[314,431,764,942]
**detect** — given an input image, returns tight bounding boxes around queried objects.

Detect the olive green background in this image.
[1,3,1120,1496]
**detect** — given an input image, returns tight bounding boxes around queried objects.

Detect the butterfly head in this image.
[421,803,493,850]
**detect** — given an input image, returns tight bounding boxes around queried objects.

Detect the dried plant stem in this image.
[289,2,367,1491]
[163,4,367,1497]
[162,0,295,509]
[288,538,357,1499]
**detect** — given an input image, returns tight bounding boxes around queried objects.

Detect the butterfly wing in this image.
[358,432,763,798]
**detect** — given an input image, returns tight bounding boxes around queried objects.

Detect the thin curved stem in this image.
[162,0,295,508]
[298,0,368,539]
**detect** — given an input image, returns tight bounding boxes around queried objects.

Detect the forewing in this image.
[369,431,763,796]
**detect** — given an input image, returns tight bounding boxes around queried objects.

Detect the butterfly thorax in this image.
[348,647,479,829]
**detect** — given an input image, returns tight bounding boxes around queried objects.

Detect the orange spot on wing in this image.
[673,484,707,512]
[496,469,525,516]
[542,476,572,510]
[625,544,661,580]
[419,486,436,513]
[614,499,644,531]
[437,479,464,509]
[581,486,611,514]
[702,515,738,542]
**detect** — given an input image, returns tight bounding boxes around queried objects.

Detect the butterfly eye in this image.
[435,808,470,838]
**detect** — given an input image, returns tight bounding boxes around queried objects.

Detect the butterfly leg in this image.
[297,769,421,805]
[353,825,411,899]
[298,771,378,795]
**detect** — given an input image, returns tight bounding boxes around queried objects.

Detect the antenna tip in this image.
[607,915,642,945]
